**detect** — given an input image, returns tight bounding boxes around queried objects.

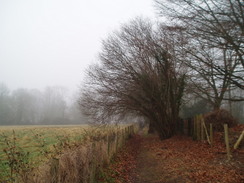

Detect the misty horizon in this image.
[0,0,156,92]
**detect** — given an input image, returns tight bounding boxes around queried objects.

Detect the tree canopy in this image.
[79,1,244,139]
[80,19,186,139]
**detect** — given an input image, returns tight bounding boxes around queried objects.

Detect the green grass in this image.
[0,124,131,182]
[0,125,92,182]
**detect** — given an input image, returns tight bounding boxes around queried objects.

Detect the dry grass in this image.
[0,124,135,183]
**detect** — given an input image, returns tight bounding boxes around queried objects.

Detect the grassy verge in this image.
[0,124,130,182]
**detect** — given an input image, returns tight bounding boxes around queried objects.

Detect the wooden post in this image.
[127,127,129,137]
[196,116,198,140]
[181,119,184,134]
[210,123,213,147]
[234,130,244,150]
[122,129,125,144]
[116,131,119,151]
[187,118,192,136]
[200,115,204,141]
[107,135,110,157]
[127,126,130,137]
[125,127,127,139]
[193,116,196,140]
[201,117,211,145]
[50,158,59,183]
[195,116,198,140]
[197,115,201,141]
[224,124,231,161]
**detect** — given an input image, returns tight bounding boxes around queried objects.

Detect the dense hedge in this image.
[204,109,237,131]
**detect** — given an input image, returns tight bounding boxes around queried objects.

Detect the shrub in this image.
[204,109,237,132]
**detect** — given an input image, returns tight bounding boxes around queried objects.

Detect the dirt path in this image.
[133,145,162,182]
[132,135,187,183]
[98,134,244,183]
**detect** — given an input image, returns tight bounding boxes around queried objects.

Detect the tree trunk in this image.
[148,122,156,134]
[213,102,221,111]
[158,126,174,140]
[156,120,176,140]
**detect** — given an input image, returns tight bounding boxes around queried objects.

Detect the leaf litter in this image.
[98,131,244,183]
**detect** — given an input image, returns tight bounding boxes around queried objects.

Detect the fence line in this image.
[29,124,137,183]
[0,124,138,183]
[179,115,243,161]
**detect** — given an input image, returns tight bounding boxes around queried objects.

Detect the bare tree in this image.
[41,86,68,124]
[0,83,12,125]
[79,18,186,139]
[184,38,241,109]
[11,89,34,124]
[155,0,244,90]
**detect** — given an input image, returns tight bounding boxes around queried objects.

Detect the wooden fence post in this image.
[187,118,192,136]
[197,115,201,141]
[193,116,197,140]
[116,131,119,151]
[224,124,231,161]
[195,115,198,140]
[200,115,204,141]
[201,117,211,145]
[180,119,184,134]
[50,158,59,183]
[107,135,110,158]
[234,130,244,150]
[122,129,125,144]
[210,123,213,147]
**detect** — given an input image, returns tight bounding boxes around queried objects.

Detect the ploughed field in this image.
[0,125,122,182]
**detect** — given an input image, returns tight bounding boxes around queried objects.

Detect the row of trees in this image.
[155,0,244,107]
[0,83,84,125]
[80,19,186,139]
[156,0,244,120]
[79,0,244,139]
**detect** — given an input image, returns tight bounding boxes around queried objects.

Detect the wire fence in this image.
[0,124,137,183]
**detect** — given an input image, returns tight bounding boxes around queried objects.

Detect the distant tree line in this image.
[0,83,85,125]
[79,0,244,139]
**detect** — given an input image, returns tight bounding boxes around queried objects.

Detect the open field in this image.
[0,124,131,182]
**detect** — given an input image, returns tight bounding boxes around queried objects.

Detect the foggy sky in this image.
[0,0,156,93]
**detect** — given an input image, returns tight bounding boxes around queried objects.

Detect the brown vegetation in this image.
[27,125,135,183]
[204,109,237,131]
[101,132,244,183]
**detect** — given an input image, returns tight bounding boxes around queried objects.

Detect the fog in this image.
[0,0,156,93]
[0,0,156,125]
[0,83,84,125]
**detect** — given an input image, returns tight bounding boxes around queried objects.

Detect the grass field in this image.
[0,124,119,182]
